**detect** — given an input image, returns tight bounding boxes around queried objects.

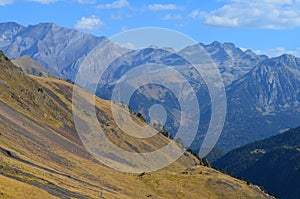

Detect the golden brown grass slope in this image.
[0,51,274,199]
[12,55,53,77]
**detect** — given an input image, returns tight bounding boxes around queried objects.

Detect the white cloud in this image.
[162,14,182,21]
[111,13,123,20]
[148,3,181,11]
[27,0,96,4]
[74,16,104,31]
[76,0,96,4]
[254,47,300,57]
[97,0,129,9]
[202,0,300,29]
[189,9,200,19]
[0,0,14,6]
[116,42,135,49]
[111,11,133,20]
[121,26,129,32]
[26,0,59,4]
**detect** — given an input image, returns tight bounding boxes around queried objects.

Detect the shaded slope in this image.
[213,126,300,199]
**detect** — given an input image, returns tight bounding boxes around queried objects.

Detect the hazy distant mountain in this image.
[0,22,265,86]
[94,46,211,148]
[228,54,300,113]
[0,22,105,80]
[94,43,300,152]
[218,54,300,151]
[213,126,300,199]
[197,41,267,86]
[0,22,24,48]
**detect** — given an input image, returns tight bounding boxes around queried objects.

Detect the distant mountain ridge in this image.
[0,22,283,85]
[198,41,267,86]
[221,53,300,151]
[1,22,300,154]
[228,54,300,113]
[0,22,105,80]
[92,43,300,152]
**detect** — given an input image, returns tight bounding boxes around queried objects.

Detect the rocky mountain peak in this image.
[0,22,105,78]
[223,42,237,49]
[210,41,223,47]
[0,22,24,47]
[273,54,300,69]
[0,22,24,32]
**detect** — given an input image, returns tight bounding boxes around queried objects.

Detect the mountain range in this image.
[0,50,274,198]
[1,22,300,156]
[0,22,105,80]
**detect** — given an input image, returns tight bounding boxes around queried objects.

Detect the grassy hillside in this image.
[12,55,53,78]
[0,50,273,198]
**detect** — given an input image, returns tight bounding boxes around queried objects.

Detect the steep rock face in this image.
[216,54,300,151]
[0,22,105,79]
[197,41,267,86]
[0,22,24,49]
[228,54,300,113]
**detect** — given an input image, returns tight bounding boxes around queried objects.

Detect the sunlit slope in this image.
[0,51,273,198]
[12,55,53,77]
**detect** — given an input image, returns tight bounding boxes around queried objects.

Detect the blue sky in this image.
[1,0,300,57]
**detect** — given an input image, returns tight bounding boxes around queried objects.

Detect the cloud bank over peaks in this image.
[202,0,300,29]
[74,15,104,31]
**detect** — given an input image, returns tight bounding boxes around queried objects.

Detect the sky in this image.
[0,0,300,57]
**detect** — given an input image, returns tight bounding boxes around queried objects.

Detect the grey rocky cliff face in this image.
[0,22,105,78]
[228,54,300,113]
